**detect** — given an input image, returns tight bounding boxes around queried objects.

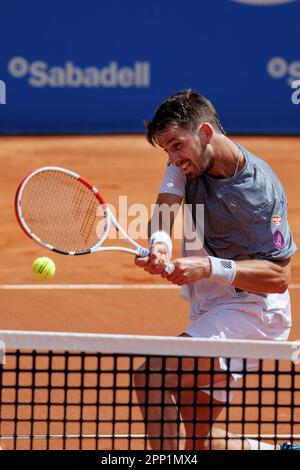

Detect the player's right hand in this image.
[135,242,171,275]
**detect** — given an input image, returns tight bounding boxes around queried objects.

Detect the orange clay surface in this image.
[0,135,300,449]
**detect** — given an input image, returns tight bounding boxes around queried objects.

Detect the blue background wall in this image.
[0,0,299,134]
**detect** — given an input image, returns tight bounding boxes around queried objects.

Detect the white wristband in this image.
[208,256,236,286]
[150,231,172,257]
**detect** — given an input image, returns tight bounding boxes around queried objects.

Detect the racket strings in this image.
[79,198,98,244]
[21,170,105,252]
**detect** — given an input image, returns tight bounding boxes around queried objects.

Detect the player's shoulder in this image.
[241,145,286,201]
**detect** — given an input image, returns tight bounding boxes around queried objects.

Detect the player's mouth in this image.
[179,160,192,172]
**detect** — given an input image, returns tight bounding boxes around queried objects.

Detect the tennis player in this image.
[134,90,298,451]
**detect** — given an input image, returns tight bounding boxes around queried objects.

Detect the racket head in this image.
[15,166,108,255]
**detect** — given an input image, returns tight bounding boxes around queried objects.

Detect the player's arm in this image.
[147,192,183,237]
[162,256,291,294]
[162,195,296,292]
[232,258,291,293]
[135,192,183,274]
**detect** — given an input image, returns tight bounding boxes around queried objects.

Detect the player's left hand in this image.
[161,257,211,285]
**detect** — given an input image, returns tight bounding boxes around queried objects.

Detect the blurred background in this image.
[0,0,300,135]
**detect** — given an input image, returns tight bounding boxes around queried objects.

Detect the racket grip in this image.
[165,262,175,274]
[138,247,174,273]
[138,247,150,257]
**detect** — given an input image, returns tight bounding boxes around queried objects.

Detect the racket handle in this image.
[138,247,150,257]
[165,263,175,274]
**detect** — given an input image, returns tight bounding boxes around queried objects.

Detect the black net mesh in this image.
[0,340,299,450]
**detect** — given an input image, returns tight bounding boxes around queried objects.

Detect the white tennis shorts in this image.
[184,291,291,402]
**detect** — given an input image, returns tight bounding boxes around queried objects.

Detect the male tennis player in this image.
[134,90,298,451]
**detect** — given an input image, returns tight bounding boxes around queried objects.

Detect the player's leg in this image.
[134,357,185,450]
[134,356,184,450]
[176,383,255,450]
[175,388,225,450]
[177,388,284,450]
[134,354,229,450]
[183,305,292,451]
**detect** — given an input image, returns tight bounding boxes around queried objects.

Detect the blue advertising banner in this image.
[0,0,299,134]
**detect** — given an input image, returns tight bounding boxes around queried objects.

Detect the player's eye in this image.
[172,143,182,151]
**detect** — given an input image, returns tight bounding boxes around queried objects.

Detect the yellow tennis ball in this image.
[32,257,56,280]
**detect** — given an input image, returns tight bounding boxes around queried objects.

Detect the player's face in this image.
[158,124,213,179]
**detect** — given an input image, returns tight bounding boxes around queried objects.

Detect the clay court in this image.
[0,135,300,450]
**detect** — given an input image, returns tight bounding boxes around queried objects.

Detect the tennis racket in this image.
[15,166,175,273]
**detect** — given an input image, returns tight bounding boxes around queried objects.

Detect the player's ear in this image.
[198,123,213,145]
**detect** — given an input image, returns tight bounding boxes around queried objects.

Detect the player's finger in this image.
[135,256,150,267]
[150,251,161,265]
[166,270,180,282]
[170,276,183,285]
[153,264,166,274]
[145,264,165,274]
[149,244,169,264]
[161,267,173,278]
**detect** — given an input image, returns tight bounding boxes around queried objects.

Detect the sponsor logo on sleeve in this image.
[273,229,285,249]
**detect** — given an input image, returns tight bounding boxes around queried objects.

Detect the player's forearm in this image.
[163,256,290,293]
[232,259,290,294]
[147,194,182,240]
[147,213,176,240]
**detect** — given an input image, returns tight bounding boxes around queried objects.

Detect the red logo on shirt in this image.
[272,215,282,225]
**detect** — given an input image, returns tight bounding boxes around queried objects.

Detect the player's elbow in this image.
[276,271,290,294]
[276,281,288,294]
[272,261,291,294]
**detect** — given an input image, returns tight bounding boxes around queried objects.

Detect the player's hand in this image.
[161,257,211,285]
[135,243,170,275]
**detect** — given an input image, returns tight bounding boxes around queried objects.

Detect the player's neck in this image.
[206,136,244,179]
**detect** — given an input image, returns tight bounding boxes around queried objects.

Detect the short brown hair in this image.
[145,89,225,146]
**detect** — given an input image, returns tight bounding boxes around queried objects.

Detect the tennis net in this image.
[0,330,300,450]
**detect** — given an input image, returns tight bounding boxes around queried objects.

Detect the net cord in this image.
[0,330,299,360]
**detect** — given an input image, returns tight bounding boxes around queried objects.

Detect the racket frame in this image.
[15,166,150,258]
